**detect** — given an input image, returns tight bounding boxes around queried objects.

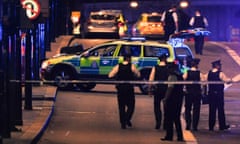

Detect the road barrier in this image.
[10,79,238,85]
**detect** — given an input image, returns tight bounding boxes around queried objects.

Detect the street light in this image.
[130,1,138,8]
[179,0,189,9]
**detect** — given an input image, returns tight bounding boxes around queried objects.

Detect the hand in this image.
[227,81,231,84]
[226,80,232,84]
[174,28,179,33]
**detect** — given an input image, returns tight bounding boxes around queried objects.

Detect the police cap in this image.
[191,58,200,66]
[211,60,221,66]
[123,53,131,60]
[158,53,168,61]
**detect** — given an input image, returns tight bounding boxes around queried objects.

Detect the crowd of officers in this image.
[109,53,234,142]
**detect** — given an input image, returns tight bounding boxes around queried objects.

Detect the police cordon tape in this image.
[9,79,238,85]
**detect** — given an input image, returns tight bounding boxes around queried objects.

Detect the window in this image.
[89,45,117,56]
[144,46,169,57]
[147,16,162,22]
[91,14,116,20]
[118,45,141,57]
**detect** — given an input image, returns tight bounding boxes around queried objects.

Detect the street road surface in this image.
[38,83,240,144]
[39,38,240,144]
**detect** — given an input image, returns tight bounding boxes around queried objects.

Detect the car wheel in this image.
[139,69,151,95]
[52,68,74,90]
[78,83,96,91]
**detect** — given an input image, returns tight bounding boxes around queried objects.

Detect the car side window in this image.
[89,45,117,57]
[118,45,141,57]
[144,46,169,57]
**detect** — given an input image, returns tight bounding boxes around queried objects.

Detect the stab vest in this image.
[165,11,175,29]
[154,65,169,92]
[207,70,224,92]
[117,63,134,81]
[186,70,201,93]
[193,16,205,28]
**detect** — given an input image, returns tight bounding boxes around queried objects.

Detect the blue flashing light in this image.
[121,36,146,41]
[195,30,211,36]
[168,38,185,47]
[0,23,2,41]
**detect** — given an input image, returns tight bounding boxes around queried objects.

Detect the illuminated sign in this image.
[71,11,81,35]
[21,0,41,20]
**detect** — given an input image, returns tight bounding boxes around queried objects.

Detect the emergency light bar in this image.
[121,36,146,41]
[171,28,211,39]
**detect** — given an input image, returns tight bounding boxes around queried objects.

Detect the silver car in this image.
[83,10,127,38]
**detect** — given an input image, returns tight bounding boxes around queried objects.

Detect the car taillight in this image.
[118,22,124,27]
[174,59,179,65]
[139,22,148,27]
[87,20,92,25]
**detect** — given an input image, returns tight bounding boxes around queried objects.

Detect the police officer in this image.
[206,60,231,131]
[161,63,184,141]
[149,54,169,130]
[189,10,208,55]
[108,54,140,129]
[183,58,205,131]
[161,5,179,41]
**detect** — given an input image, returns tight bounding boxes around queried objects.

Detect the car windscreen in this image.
[144,46,169,57]
[147,16,161,22]
[91,14,116,20]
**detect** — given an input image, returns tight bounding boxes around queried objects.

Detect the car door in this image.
[140,45,171,68]
[174,46,194,67]
[79,44,117,78]
[117,44,142,68]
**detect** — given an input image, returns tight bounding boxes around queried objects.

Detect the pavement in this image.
[2,85,57,144]
[2,35,71,144]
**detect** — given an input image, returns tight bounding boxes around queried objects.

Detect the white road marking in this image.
[210,42,240,66]
[232,74,240,82]
[65,131,70,137]
[210,42,240,89]
[63,111,96,114]
[181,109,198,144]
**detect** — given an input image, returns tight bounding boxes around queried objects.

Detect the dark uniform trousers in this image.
[185,92,201,130]
[117,84,135,127]
[185,70,202,130]
[194,35,204,55]
[208,91,226,130]
[164,97,184,140]
[208,70,227,130]
[153,65,168,129]
[163,74,184,140]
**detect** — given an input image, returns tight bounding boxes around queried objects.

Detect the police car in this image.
[40,36,194,94]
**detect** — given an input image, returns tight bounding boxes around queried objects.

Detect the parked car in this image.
[132,12,164,38]
[83,9,127,38]
[40,36,194,94]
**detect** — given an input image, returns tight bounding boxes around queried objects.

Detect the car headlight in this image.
[41,60,50,69]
